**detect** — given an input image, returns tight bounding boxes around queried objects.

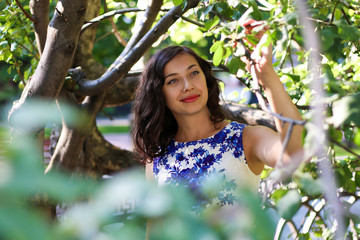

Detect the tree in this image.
[1,0,360,239]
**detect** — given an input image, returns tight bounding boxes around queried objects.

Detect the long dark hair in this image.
[132,46,225,163]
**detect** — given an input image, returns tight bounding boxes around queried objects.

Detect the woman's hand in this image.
[240,19,275,88]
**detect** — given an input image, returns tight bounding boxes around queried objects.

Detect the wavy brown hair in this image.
[132,46,225,163]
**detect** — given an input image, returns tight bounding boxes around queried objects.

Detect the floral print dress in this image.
[153,122,261,212]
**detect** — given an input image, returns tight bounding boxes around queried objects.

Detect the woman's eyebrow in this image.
[164,64,198,80]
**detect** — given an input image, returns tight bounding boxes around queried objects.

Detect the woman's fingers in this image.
[242,19,269,47]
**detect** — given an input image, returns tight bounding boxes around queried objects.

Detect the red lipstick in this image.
[181,94,200,103]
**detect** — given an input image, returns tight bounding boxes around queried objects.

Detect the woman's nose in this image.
[183,78,194,92]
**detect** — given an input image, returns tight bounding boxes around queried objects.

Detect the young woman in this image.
[132,23,304,212]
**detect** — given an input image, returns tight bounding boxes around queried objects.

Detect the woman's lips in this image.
[180,94,200,103]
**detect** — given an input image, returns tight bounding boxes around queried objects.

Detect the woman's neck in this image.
[174,112,227,142]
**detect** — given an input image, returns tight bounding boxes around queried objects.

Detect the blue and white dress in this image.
[153,122,261,211]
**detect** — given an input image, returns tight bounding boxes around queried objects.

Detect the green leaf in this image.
[298,173,323,197]
[328,126,343,142]
[213,46,224,66]
[332,93,360,127]
[271,188,288,202]
[334,8,342,21]
[344,179,356,193]
[334,168,346,187]
[276,190,301,220]
[204,16,220,31]
[209,41,222,53]
[319,7,329,16]
[320,29,335,51]
[355,172,360,187]
[226,57,241,74]
[173,0,183,6]
[354,129,360,147]
[249,0,263,20]
[0,40,8,48]
[284,73,300,83]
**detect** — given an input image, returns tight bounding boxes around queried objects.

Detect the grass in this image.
[42,125,130,140]
[98,125,130,134]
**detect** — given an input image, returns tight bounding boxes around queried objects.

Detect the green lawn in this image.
[98,125,130,134]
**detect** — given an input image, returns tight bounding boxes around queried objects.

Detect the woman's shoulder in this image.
[226,121,247,132]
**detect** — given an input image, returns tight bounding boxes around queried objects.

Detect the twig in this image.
[340,8,352,25]
[276,121,295,167]
[110,20,127,46]
[330,138,360,160]
[178,15,205,28]
[102,0,127,46]
[94,31,113,43]
[14,0,35,22]
[81,8,144,33]
[330,0,341,23]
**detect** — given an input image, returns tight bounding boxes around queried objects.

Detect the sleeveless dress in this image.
[153,121,261,212]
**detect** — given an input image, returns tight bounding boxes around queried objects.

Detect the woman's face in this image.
[162,52,209,120]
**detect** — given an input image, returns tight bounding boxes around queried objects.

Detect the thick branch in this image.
[221,101,276,130]
[75,0,200,96]
[83,128,140,175]
[120,0,163,59]
[29,0,50,55]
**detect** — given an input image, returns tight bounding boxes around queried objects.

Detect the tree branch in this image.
[221,101,276,130]
[75,0,200,96]
[29,0,50,56]
[115,0,164,65]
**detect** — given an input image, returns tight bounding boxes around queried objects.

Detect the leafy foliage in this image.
[0,2,38,85]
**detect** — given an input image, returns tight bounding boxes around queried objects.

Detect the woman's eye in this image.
[167,79,177,85]
[190,70,199,76]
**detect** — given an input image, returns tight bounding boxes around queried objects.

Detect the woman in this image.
[132,23,304,211]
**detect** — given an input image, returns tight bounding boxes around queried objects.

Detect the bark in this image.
[222,101,276,131]
[47,89,140,176]
[103,75,138,107]
[29,0,50,56]
[83,127,139,175]
[73,0,105,80]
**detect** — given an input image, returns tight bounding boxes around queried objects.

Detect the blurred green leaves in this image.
[8,99,89,132]
[332,93,360,128]
[1,97,277,240]
[276,190,301,220]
